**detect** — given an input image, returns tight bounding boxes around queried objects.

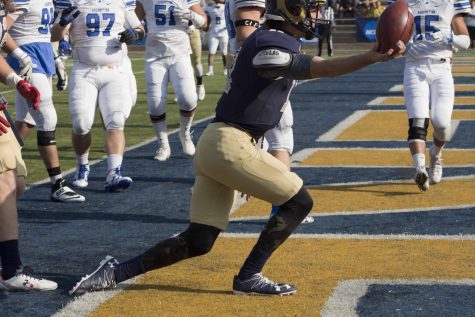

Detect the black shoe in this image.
[232,273,297,296]
[69,256,118,296]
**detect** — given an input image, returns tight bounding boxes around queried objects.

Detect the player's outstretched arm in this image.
[309,41,405,78]
[235,7,264,48]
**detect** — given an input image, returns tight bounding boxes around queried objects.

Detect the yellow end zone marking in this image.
[230,178,475,218]
[297,148,475,167]
[335,110,475,141]
[453,73,475,77]
[452,66,475,72]
[389,84,475,92]
[89,239,475,317]
[368,96,475,106]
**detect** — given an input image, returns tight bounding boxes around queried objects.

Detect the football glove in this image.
[16,80,41,110]
[54,55,68,91]
[118,28,145,44]
[59,6,80,27]
[0,98,10,136]
[11,48,33,82]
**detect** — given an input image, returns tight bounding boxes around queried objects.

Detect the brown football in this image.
[376,0,414,53]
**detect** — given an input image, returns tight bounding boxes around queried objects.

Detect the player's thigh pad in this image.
[208,36,219,54]
[189,29,202,67]
[194,122,302,206]
[98,67,131,130]
[404,63,430,118]
[69,63,99,135]
[0,114,27,178]
[145,58,169,116]
[264,103,294,153]
[21,73,57,131]
[170,55,197,111]
[219,34,229,55]
[430,63,454,133]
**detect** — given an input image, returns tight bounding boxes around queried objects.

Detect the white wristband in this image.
[11,47,28,61]
[452,34,471,50]
[190,11,205,28]
[6,72,22,88]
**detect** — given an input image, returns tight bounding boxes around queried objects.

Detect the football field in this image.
[1,50,475,317]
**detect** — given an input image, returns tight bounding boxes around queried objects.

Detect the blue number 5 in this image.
[414,15,440,41]
[155,4,176,26]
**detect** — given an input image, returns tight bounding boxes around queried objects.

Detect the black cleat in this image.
[69,256,118,296]
[233,273,297,296]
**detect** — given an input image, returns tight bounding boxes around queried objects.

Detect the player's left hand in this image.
[55,55,68,91]
[11,48,33,82]
[16,80,41,110]
[0,99,11,135]
[118,28,145,44]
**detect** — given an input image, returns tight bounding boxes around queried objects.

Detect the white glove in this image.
[54,55,68,91]
[11,48,34,83]
[173,5,205,28]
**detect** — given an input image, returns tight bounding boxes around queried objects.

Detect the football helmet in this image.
[265,0,331,39]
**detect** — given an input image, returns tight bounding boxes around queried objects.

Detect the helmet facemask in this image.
[276,0,331,40]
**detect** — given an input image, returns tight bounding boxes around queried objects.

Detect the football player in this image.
[69,0,403,297]
[204,0,228,76]
[135,0,207,161]
[51,0,144,191]
[404,0,471,191]
[3,0,84,202]
[225,0,315,223]
[0,0,57,291]
[188,0,207,101]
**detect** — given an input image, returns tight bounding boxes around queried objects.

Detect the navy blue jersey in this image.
[215,27,300,139]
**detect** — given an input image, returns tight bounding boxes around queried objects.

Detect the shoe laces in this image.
[16,266,43,282]
[253,273,276,289]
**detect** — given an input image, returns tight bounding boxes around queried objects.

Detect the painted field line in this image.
[317,110,371,141]
[389,84,475,92]
[220,232,475,240]
[321,279,475,317]
[368,96,475,106]
[230,203,475,220]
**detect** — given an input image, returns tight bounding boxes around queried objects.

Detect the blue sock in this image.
[237,246,271,280]
[270,205,279,217]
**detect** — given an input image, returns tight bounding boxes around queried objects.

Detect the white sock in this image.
[76,153,89,165]
[50,174,62,184]
[180,115,193,134]
[431,144,443,157]
[152,121,169,148]
[107,154,123,172]
[208,65,214,73]
[412,153,426,171]
[196,64,203,77]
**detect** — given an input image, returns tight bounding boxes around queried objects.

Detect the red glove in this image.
[16,80,40,110]
[0,101,11,135]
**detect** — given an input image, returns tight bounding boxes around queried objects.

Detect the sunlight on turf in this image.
[89,238,475,317]
[231,178,475,217]
[336,110,475,141]
[298,149,475,167]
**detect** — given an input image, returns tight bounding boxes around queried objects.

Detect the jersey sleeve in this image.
[454,0,471,15]
[125,0,136,10]
[12,0,30,13]
[235,0,265,10]
[187,0,201,8]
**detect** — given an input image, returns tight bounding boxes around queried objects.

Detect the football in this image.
[376,0,414,53]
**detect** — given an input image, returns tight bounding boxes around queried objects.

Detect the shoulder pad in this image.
[252,49,291,69]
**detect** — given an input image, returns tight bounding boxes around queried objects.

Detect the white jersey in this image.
[224,0,265,54]
[138,0,199,59]
[9,0,55,46]
[206,3,226,37]
[55,0,135,65]
[406,0,471,61]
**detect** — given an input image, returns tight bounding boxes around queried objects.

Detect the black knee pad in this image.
[37,130,56,146]
[279,187,313,220]
[150,113,166,122]
[180,223,221,257]
[408,118,429,142]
